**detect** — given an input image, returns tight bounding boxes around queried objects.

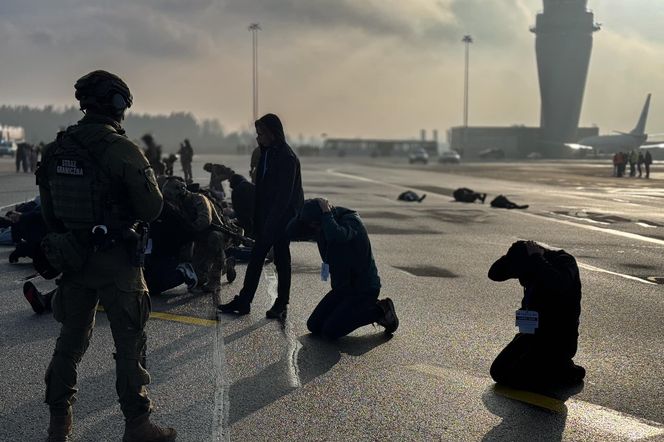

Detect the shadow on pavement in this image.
[229,332,391,424]
[481,382,584,442]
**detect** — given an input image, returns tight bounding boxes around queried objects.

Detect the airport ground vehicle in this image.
[409,148,429,164]
[0,141,17,158]
[438,150,461,164]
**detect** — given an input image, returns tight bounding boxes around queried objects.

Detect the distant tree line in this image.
[0,105,254,153]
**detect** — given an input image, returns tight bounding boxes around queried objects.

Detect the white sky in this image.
[1,0,663,140]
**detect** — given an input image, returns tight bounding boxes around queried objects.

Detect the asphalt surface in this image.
[0,155,663,441]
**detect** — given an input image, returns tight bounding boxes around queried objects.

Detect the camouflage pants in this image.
[192,230,225,288]
[45,274,152,420]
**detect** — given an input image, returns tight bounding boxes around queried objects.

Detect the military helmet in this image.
[161,177,188,201]
[74,70,133,116]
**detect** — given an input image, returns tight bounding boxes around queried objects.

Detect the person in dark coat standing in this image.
[219,113,303,318]
[287,198,398,338]
[644,150,653,179]
[488,240,585,389]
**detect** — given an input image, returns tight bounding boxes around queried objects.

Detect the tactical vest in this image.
[41,125,132,232]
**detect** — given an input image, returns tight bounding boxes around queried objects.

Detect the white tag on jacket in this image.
[515,310,538,334]
[320,263,330,281]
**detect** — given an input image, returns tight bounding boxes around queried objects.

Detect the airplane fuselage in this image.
[577,133,647,153]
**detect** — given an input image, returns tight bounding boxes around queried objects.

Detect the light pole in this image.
[249,23,261,122]
[462,35,473,128]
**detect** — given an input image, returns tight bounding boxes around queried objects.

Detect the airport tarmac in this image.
[0,155,663,441]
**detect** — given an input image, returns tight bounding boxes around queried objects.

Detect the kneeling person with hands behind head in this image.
[287,198,398,339]
[488,240,585,389]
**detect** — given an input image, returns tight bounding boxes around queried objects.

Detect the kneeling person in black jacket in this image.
[488,240,585,388]
[287,198,398,339]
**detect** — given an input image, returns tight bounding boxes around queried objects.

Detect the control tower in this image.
[531,0,600,153]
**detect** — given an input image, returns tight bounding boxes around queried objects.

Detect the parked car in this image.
[526,152,543,160]
[438,150,461,164]
[478,148,505,160]
[408,148,429,165]
[0,141,17,158]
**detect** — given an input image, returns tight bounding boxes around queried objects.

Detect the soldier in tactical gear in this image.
[37,70,176,442]
[161,177,226,298]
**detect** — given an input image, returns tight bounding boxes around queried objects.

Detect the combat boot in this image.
[47,408,72,442]
[123,414,177,442]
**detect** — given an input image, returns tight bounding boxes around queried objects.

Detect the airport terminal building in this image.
[447,126,599,159]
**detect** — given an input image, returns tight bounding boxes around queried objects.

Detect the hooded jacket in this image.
[489,246,581,360]
[289,202,381,296]
[254,114,304,240]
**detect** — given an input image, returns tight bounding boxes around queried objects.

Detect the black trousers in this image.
[490,333,583,388]
[144,255,184,296]
[238,234,291,305]
[307,288,382,339]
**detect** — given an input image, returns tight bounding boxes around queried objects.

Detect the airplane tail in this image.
[630,93,651,136]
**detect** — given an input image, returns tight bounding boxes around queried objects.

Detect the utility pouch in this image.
[41,231,88,273]
[123,222,150,268]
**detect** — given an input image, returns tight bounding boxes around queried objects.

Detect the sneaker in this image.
[176,263,198,290]
[376,298,399,334]
[265,301,287,319]
[23,281,47,314]
[218,296,250,315]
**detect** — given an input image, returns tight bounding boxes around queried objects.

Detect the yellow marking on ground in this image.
[150,311,217,327]
[409,363,664,441]
[493,383,566,413]
[96,306,216,327]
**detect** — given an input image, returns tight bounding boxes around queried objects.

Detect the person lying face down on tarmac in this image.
[488,240,585,389]
[397,190,426,203]
[453,188,486,204]
[286,198,399,339]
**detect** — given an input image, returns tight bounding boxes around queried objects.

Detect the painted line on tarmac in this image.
[98,305,231,439]
[518,211,664,247]
[264,265,302,388]
[326,169,392,186]
[326,170,658,286]
[577,262,657,286]
[409,364,664,441]
[97,306,218,327]
[150,311,218,327]
[212,308,230,442]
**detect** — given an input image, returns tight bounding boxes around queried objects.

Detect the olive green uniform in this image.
[182,193,225,289]
[39,114,163,421]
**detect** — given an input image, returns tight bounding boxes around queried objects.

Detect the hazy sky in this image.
[1,0,664,140]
